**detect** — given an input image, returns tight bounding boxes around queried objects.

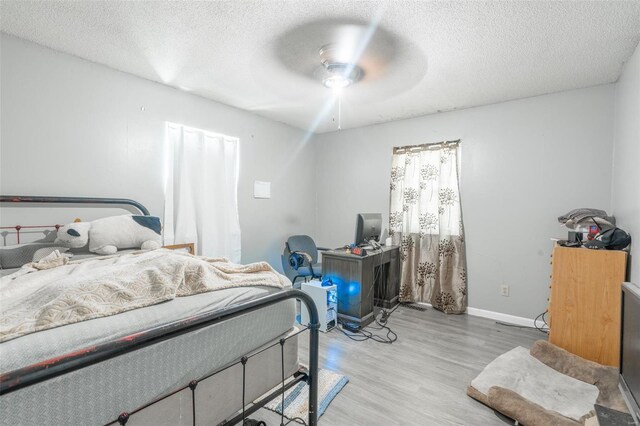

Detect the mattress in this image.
[0,285,296,425]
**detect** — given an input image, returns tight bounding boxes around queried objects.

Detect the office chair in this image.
[281,235,328,287]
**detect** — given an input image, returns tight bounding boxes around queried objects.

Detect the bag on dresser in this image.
[584,227,631,250]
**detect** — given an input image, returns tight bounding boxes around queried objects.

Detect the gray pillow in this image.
[34,230,58,243]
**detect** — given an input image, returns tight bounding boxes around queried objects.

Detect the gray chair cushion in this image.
[282,235,323,283]
[286,235,319,264]
[297,264,322,277]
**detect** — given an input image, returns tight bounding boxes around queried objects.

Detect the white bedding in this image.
[0,249,289,342]
[0,248,297,425]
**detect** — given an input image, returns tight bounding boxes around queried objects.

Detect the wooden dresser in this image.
[548,246,627,366]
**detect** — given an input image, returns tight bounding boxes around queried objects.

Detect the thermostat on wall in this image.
[253,181,271,199]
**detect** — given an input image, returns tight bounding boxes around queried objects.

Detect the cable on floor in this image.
[495,310,549,334]
[335,304,399,344]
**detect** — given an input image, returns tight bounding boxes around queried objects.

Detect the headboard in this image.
[0,195,150,244]
[0,196,150,215]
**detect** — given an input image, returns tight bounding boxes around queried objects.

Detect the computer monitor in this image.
[620,282,640,425]
[355,213,382,246]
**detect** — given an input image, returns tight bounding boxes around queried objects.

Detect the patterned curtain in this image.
[389,142,467,314]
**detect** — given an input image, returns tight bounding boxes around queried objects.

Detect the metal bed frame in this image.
[0,195,151,215]
[0,196,320,426]
[0,195,151,243]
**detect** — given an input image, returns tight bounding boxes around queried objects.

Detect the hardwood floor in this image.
[257,305,544,425]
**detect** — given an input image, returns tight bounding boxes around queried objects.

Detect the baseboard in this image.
[413,302,536,328]
[466,307,536,328]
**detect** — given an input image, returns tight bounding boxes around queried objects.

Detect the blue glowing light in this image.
[327,289,338,305]
[346,282,360,296]
[325,275,343,287]
[325,276,361,309]
[328,276,360,297]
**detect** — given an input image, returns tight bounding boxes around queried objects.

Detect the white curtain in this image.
[164,123,241,262]
[389,142,467,313]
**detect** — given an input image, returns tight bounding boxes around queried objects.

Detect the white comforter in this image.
[0,249,288,342]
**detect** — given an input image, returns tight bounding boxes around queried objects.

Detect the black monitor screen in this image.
[355,213,382,245]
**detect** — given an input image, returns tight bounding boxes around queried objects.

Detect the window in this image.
[163,123,241,261]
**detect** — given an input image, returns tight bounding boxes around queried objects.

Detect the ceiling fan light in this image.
[323,74,352,89]
[320,62,362,89]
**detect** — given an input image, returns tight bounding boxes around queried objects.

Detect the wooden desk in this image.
[322,246,400,327]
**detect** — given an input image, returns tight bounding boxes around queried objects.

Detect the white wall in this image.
[314,85,616,319]
[0,33,627,321]
[612,42,640,284]
[0,34,316,270]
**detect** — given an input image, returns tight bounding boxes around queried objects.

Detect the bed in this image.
[0,196,320,426]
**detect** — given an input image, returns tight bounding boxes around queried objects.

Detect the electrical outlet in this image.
[500,285,510,297]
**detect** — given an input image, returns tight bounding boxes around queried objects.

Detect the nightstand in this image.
[163,243,195,255]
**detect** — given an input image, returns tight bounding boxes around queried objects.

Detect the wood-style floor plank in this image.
[253,306,543,425]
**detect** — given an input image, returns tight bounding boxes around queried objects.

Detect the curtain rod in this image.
[393,139,461,153]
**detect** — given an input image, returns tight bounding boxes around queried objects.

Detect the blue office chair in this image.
[281,235,328,287]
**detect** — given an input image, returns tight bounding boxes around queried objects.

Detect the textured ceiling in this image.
[1,1,639,133]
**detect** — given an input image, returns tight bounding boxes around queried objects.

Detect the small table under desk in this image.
[321,245,400,328]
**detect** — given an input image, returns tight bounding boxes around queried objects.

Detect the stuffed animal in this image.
[56,215,162,255]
